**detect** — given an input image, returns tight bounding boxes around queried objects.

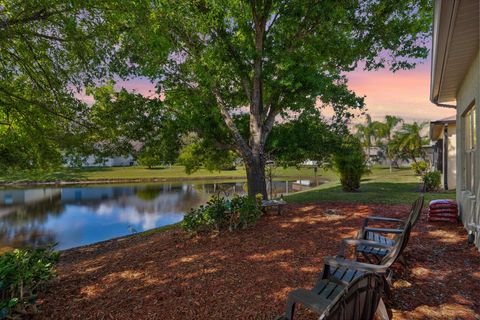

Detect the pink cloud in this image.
[346,59,456,123]
[77,41,455,125]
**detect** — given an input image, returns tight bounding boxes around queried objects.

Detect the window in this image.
[463,102,476,192]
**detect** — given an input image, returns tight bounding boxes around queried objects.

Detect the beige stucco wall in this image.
[456,49,479,248]
[446,123,456,190]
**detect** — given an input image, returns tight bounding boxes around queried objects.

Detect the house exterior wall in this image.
[446,123,456,190]
[456,49,479,247]
[67,155,136,167]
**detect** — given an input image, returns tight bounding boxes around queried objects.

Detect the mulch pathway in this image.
[35,203,480,319]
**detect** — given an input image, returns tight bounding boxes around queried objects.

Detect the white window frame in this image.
[463,101,476,192]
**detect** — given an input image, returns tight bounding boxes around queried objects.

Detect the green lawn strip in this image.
[285,167,456,205]
[0,165,324,184]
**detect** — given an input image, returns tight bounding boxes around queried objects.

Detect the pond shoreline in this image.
[0,175,327,188]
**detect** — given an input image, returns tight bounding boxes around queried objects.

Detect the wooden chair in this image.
[355,196,423,263]
[277,225,413,320]
[278,272,387,320]
[330,221,413,286]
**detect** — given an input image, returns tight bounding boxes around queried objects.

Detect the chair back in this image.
[379,221,413,267]
[324,272,385,320]
[404,195,424,227]
[410,195,425,226]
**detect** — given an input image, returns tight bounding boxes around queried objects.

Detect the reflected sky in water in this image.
[0,180,314,250]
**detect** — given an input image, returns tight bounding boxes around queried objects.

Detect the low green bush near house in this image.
[0,247,59,318]
[423,171,441,192]
[411,160,428,176]
[182,195,262,232]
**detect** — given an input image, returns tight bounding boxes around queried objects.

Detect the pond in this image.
[0,179,319,250]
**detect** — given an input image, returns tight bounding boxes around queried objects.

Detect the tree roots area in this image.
[36,203,480,319]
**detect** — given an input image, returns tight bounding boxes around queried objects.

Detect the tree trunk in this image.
[410,151,418,165]
[245,154,267,199]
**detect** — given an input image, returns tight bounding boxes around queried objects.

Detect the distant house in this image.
[430,0,479,248]
[429,116,456,190]
[80,155,136,167]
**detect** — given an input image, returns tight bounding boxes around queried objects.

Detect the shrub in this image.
[423,170,441,192]
[332,135,369,192]
[229,195,262,230]
[0,246,59,318]
[411,160,428,176]
[182,195,262,232]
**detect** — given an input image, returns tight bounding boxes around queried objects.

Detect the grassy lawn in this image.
[0,165,326,184]
[0,165,455,205]
[286,166,456,205]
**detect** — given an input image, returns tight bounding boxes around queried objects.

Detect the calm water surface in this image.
[0,179,317,250]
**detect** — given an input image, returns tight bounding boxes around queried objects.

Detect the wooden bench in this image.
[261,199,286,215]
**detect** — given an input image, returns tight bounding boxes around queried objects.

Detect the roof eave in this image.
[430,0,458,108]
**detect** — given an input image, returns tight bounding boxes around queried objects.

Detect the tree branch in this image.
[0,8,67,30]
[213,89,252,158]
[214,28,252,102]
[261,96,281,146]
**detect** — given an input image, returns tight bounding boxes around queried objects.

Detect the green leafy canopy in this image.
[0,0,433,196]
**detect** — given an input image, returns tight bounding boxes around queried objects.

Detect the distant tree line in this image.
[355,114,430,171]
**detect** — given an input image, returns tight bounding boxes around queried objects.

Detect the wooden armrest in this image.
[339,238,394,257]
[363,216,404,227]
[324,256,388,274]
[365,216,403,223]
[363,227,404,234]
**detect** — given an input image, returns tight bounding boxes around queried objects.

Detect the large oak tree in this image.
[118,0,431,197]
[1,1,432,198]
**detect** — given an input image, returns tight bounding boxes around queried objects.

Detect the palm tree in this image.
[355,114,376,162]
[374,115,403,171]
[390,121,429,165]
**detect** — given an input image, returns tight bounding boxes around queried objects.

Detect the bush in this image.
[332,135,369,192]
[0,247,59,318]
[423,170,441,192]
[411,160,428,176]
[182,195,262,232]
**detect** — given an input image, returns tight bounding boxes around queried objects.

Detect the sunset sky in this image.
[91,37,456,125]
[346,57,456,123]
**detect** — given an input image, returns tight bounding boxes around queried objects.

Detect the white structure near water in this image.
[430,0,479,249]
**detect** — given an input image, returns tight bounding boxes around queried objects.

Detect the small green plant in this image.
[423,170,441,192]
[332,135,369,192]
[182,195,262,233]
[411,160,428,176]
[0,246,59,318]
[229,195,263,230]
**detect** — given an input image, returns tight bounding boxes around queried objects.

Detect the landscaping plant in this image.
[182,195,262,233]
[423,171,441,192]
[332,135,369,192]
[0,247,59,318]
[411,160,428,176]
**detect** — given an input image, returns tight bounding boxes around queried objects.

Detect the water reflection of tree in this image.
[0,194,61,249]
[134,186,163,201]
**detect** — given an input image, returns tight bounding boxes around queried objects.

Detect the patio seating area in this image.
[35,202,480,319]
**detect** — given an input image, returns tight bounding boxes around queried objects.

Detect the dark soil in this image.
[35,203,480,319]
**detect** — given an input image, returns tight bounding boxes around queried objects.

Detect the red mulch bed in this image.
[35,203,480,319]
